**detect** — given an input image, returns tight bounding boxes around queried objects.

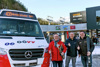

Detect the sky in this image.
[19,0,100,21]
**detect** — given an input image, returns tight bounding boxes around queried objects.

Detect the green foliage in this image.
[38,18,59,25]
[0,0,27,11]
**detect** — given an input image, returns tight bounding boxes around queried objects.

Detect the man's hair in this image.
[69,32,75,35]
[53,33,59,37]
[80,31,86,34]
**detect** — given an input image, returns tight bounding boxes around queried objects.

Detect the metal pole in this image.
[86,30,91,67]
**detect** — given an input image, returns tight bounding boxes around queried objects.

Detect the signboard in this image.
[56,26,61,30]
[0,11,37,20]
[70,11,86,23]
[70,26,76,29]
[63,26,69,30]
[40,23,87,32]
[86,6,100,29]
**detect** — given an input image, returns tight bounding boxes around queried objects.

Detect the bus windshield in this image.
[0,18,43,37]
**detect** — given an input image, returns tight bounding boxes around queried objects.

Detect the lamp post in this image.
[86,30,91,67]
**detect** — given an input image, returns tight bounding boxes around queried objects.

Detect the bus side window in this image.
[35,25,39,34]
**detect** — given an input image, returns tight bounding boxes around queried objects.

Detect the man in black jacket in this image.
[78,32,95,67]
[65,32,79,67]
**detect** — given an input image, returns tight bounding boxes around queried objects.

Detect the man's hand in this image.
[78,54,81,57]
[49,50,51,54]
[87,51,91,56]
[77,46,80,50]
[68,43,71,46]
[61,52,64,56]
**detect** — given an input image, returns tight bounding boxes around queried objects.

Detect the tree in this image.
[0,0,27,11]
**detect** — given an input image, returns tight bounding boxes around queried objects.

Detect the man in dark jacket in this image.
[78,32,95,67]
[65,32,79,67]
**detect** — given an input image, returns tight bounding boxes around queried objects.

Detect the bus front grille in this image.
[9,49,44,60]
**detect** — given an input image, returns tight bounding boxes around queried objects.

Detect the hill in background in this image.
[0,0,27,11]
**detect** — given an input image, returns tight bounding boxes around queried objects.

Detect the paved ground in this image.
[49,46,100,67]
[73,55,100,67]
[35,46,100,67]
[65,46,100,67]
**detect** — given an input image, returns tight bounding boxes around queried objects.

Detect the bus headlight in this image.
[0,48,7,55]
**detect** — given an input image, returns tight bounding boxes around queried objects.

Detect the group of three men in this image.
[48,31,95,67]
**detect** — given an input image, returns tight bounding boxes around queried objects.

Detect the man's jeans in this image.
[65,56,76,67]
[52,61,63,67]
[81,55,92,67]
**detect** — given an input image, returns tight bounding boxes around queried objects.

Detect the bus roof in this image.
[0,9,37,20]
